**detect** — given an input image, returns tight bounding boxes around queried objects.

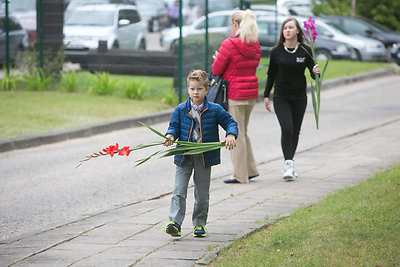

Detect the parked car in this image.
[276,0,314,16]
[160,10,234,50]
[63,4,147,68]
[299,17,387,62]
[133,0,168,32]
[163,0,239,24]
[0,0,36,45]
[64,4,147,51]
[321,15,400,63]
[257,15,355,60]
[0,14,29,66]
[65,0,136,12]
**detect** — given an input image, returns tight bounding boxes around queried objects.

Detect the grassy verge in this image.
[0,60,394,139]
[211,163,400,266]
[0,91,172,139]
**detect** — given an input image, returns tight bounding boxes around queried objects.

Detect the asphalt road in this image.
[1,74,399,242]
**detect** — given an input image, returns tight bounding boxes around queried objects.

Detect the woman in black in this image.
[264,17,320,180]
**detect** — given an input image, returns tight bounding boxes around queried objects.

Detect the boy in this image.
[163,70,238,237]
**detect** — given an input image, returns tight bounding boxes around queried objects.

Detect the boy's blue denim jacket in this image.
[166,97,238,167]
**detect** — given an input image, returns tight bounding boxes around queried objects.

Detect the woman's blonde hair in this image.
[231,9,258,43]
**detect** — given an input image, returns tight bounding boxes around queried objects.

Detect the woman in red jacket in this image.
[212,9,261,184]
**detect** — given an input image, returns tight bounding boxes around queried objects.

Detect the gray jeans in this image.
[169,155,211,227]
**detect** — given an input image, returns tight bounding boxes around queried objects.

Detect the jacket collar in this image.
[185,96,209,111]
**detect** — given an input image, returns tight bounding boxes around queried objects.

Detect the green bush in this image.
[21,69,53,91]
[123,80,146,99]
[162,88,178,105]
[20,44,66,80]
[61,70,77,92]
[0,69,17,91]
[89,72,118,95]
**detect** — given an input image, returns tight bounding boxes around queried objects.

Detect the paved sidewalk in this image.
[1,116,399,266]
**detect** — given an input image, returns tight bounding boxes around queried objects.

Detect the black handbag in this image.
[207,73,229,111]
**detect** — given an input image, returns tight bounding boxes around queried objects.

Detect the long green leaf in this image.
[310,82,319,129]
[139,121,168,140]
[135,150,164,167]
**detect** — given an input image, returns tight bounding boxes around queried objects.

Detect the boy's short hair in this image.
[187,69,209,89]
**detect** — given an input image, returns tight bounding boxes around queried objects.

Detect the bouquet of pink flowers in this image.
[76,122,226,168]
[302,17,328,129]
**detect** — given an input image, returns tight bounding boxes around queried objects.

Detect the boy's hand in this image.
[164,134,174,147]
[224,135,236,150]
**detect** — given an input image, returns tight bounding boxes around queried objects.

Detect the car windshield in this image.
[6,0,36,12]
[326,22,349,34]
[136,0,162,13]
[65,10,114,26]
[362,18,390,33]
[209,2,234,11]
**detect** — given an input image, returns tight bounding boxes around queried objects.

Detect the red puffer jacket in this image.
[212,34,261,100]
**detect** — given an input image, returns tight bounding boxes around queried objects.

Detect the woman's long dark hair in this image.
[276,17,308,47]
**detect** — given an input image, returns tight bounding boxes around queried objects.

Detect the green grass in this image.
[211,163,400,267]
[0,91,172,139]
[0,60,394,139]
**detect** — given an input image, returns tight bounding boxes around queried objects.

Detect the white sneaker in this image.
[283,160,296,180]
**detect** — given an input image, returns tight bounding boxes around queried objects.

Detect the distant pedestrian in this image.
[212,10,261,184]
[162,70,238,237]
[165,0,180,27]
[186,3,200,25]
[263,17,320,180]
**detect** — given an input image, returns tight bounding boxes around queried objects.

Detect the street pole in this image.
[351,0,356,16]
[205,0,209,72]
[38,0,44,79]
[5,0,10,76]
[178,0,182,103]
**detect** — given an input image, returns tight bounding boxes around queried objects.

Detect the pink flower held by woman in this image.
[303,17,318,42]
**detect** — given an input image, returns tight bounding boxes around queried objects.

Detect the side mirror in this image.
[365,29,373,36]
[322,33,334,38]
[119,19,130,27]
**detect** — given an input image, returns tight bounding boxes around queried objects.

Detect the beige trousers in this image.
[228,99,259,183]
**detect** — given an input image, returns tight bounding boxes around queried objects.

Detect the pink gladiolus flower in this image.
[118,146,131,156]
[303,17,317,42]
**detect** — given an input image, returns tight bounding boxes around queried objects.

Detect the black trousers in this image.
[273,94,307,160]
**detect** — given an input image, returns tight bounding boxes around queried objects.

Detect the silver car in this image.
[303,17,387,62]
[160,10,235,50]
[64,4,147,51]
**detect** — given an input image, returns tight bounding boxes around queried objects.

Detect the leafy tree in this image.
[312,0,400,31]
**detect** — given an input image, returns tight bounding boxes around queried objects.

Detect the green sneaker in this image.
[162,221,181,237]
[193,226,207,237]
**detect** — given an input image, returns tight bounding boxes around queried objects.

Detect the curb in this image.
[0,68,396,153]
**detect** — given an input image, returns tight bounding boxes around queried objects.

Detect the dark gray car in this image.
[257,16,354,60]
[321,15,400,63]
[0,14,28,66]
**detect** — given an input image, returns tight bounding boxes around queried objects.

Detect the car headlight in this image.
[390,43,399,54]
[364,43,381,51]
[335,44,350,53]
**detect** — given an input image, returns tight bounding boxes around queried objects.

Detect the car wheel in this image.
[315,49,331,61]
[112,41,119,49]
[354,49,362,61]
[152,20,160,32]
[139,39,146,50]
